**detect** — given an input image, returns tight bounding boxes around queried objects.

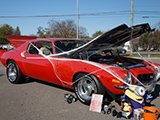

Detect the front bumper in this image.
[114,85,127,89]
[114,81,156,93]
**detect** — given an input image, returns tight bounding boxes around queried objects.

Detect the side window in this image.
[27,42,38,54]
[54,40,85,54]
[54,41,66,53]
[27,41,53,55]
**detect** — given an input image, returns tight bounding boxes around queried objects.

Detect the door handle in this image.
[22,56,27,59]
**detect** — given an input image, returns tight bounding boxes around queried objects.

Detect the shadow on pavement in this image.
[0,74,4,77]
[34,79,74,93]
[152,84,160,100]
[145,84,160,106]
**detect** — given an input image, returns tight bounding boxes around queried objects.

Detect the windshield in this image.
[54,40,85,54]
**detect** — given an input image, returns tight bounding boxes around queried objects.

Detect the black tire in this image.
[73,73,105,105]
[7,60,25,84]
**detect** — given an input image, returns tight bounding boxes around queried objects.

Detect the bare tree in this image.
[46,19,88,38]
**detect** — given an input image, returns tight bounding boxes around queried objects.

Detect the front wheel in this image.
[7,60,25,84]
[73,73,105,105]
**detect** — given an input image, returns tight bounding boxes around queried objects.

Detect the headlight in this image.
[125,72,131,84]
[156,65,160,81]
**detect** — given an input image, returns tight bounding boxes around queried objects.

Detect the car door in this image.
[54,40,77,87]
[21,41,60,84]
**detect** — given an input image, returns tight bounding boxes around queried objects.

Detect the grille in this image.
[137,73,154,83]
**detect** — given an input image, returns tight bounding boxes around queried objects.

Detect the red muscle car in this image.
[0,23,159,104]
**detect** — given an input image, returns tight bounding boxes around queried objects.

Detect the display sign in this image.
[89,94,103,113]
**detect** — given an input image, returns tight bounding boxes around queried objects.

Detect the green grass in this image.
[125,54,160,58]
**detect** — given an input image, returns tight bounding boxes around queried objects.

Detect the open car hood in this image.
[7,35,37,48]
[69,23,152,55]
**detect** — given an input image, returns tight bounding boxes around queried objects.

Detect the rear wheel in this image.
[7,60,25,84]
[74,73,105,105]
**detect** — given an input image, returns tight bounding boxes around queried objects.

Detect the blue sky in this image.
[0,0,160,37]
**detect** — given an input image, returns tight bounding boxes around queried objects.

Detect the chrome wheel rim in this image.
[8,63,17,82]
[77,76,97,100]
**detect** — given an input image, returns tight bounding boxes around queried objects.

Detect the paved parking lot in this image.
[0,59,160,120]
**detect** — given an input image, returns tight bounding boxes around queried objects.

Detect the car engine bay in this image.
[74,49,145,70]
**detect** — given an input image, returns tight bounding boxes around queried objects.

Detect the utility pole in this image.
[130,0,134,55]
[131,0,133,27]
[77,0,79,39]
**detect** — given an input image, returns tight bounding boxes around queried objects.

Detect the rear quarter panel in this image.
[0,49,7,58]
[0,42,29,76]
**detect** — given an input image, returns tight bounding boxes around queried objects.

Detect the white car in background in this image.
[0,43,14,50]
